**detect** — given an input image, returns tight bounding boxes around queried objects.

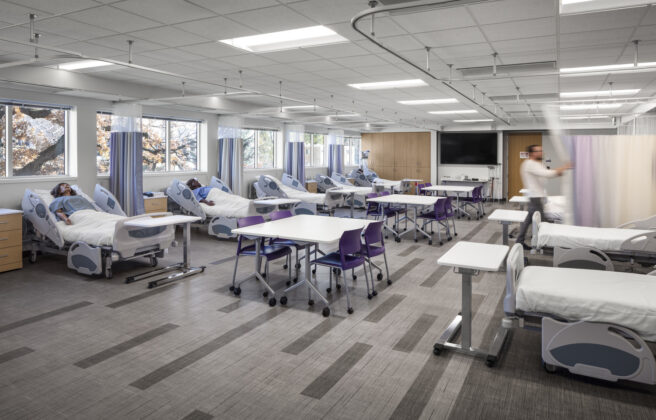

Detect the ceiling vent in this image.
[458,61,556,77]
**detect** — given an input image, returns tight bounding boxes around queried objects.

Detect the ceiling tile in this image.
[467,0,556,25]
[287,0,366,25]
[413,27,487,48]
[392,7,476,33]
[260,49,321,63]
[491,36,555,54]
[560,27,633,49]
[66,6,162,33]
[30,17,118,40]
[187,0,279,15]
[226,5,316,32]
[129,26,208,47]
[6,0,99,14]
[178,42,245,59]
[89,34,167,53]
[560,7,646,34]
[0,1,52,22]
[305,43,369,59]
[174,16,257,40]
[481,17,554,41]
[112,0,215,25]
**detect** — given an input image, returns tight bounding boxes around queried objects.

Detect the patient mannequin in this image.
[49,183,96,225]
[186,178,215,206]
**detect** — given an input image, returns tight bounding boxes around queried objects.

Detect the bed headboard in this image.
[315,175,337,192]
[210,176,232,194]
[331,172,348,185]
[257,175,287,198]
[166,179,205,220]
[620,231,656,253]
[281,173,307,192]
[504,243,525,315]
[348,169,372,187]
[93,185,127,216]
[21,189,64,248]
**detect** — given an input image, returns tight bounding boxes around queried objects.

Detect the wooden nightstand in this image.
[144,196,168,214]
[305,181,318,193]
[0,209,23,273]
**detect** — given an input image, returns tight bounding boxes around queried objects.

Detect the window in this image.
[344,137,361,166]
[96,113,200,174]
[304,133,325,167]
[1,103,68,177]
[242,128,279,169]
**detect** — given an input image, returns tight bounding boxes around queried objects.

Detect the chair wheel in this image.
[387,279,392,285]
[414,239,418,243]
[229,286,235,291]
[268,298,276,307]
[447,237,452,241]
[147,282,155,289]
[262,272,267,278]
[293,278,298,283]
[280,296,288,305]
[286,280,291,286]
[283,264,288,269]
[312,269,316,274]
[322,307,330,317]
[439,242,443,246]
[295,263,301,269]
[353,274,357,280]
[395,237,401,243]
[308,299,315,306]
[485,356,497,367]
[433,344,443,355]
[336,284,341,290]
[263,291,268,297]
[368,294,373,299]
[326,287,332,293]
[377,272,383,280]
[428,240,432,245]
[233,287,241,296]
[347,308,354,314]
[454,233,458,236]
[372,290,378,296]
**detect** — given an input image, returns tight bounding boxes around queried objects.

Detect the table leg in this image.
[502,223,509,245]
[282,243,331,316]
[133,222,205,289]
[350,193,355,218]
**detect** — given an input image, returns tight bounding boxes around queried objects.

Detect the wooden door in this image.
[507,133,541,198]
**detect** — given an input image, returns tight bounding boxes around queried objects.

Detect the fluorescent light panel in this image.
[220,25,347,52]
[282,105,316,111]
[348,79,427,90]
[561,62,656,73]
[560,115,610,120]
[398,98,458,105]
[429,109,477,115]
[560,103,622,110]
[453,119,493,123]
[58,60,112,70]
[560,89,639,98]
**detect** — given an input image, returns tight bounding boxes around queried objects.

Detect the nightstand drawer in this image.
[0,246,22,266]
[144,197,168,213]
[0,229,21,249]
[0,213,21,232]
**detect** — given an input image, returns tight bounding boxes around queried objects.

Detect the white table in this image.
[329,186,367,218]
[434,241,509,365]
[124,215,204,288]
[519,188,529,195]
[367,195,441,243]
[422,185,476,219]
[232,215,370,316]
[488,209,528,245]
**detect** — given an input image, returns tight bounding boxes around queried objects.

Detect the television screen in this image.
[440,132,498,165]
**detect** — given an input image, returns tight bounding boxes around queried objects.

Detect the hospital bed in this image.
[166,177,284,239]
[314,173,370,209]
[256,174,342,214]
[493,243,656,385]
[22,185,174,279]
[530,212,656,265]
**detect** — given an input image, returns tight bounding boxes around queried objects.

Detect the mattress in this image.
[543,195,565,221]
[536,222,652,251]
[516,266,656,341]
[200,188,257,218]
[57,209,122,246]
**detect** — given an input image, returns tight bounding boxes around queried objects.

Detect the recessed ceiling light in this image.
[58,60,112,70]
[429,109,478,115]
[561,62,656,74]
[348,79,427,90]
[560,103,622,110]
[398,98,458,105]
[560,89,640,98]
[219,25,348,53]
[282,105,316,111]
[560,115,610,120]
[561,0,654,14]
[453,119,493,123]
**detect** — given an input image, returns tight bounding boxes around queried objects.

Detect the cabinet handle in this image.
[0,254,8,258]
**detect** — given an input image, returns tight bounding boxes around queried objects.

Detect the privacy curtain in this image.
[328,144,344,176]
[571,135,656,227]
[217,136,243,196]
[285,141,305,183]
[109,131,144,216]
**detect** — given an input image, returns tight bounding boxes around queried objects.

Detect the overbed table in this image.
[367,194,441,243]
[509,195,528,210]
[488,209,528,245]
[422,185,475,219]
[329,186,368,218]
[124,215,204,288]
[253,197,301,212]
[434,241,509,365]
[232,215,370,317]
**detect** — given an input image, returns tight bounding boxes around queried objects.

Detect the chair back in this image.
[472,186,482,201]
[433,198,447,218]
[444,196,454,217]
[380,190,391,196]
[363,220,384,249]
[366,192,381,216]
[339,228,364,263]
[422,182,432,195]
[270,210,293,221]
[417,183,425,194]
[236,216,265,253]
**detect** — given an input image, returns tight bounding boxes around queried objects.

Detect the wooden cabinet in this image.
[0,210,23,273]
[305,181,318,193]
[144,196,168,214]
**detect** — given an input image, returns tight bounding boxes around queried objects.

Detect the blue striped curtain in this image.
[328,144,343,176]
[218,137,243,196]
[285,142,305,183]
[109,131,144,216]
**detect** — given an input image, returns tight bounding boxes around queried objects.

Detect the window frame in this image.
[241,127,280,170]
[344,136,361,167]
[96,112,201,175]
[1,102,70,178]
[304,132,326,168]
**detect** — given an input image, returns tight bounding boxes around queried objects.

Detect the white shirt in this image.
[520,159,557,197]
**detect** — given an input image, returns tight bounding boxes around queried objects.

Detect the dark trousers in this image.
[516,197,544,245]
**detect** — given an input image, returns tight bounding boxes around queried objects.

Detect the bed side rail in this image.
[209,176,233,194]
[93,184,127,216]
[166,179,205,221]
[616,214,656,230]
[504,243,525,316]
[21,189,64,248]
[553,247,614,271]
[530,211,542,251]
[258,175,287,198]
[281,173,307,192]
[620,231,656,254]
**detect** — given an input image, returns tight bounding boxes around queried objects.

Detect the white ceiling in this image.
[0,0,653,130]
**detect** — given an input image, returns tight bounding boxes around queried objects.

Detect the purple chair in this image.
[360,220,391,299]
[365,192,382,220]
[380,190,407,240]
[417,198,452,246]
[461,185,484,219]
[310,227,368,315]
[230,215,292,306]
[420,182,433,196]
[444,196,457,237]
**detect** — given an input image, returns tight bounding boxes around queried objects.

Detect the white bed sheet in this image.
[279,182,327,205]
[516,266,656,341]
[536,222,652,251]
[56,209,121,246]
[200,188,257,218]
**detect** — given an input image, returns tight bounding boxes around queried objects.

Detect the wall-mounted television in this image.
[440,132,498,165]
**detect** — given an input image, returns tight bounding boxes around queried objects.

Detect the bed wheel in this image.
[524,257,529,266]
[308,299,315,306]
[29,251,37,264]
[326,287,332,293]
[150,256,158,267]
[286,280,291,286]
[414,239,418,243]
[367,294,373,299]
[543,362,558,374]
